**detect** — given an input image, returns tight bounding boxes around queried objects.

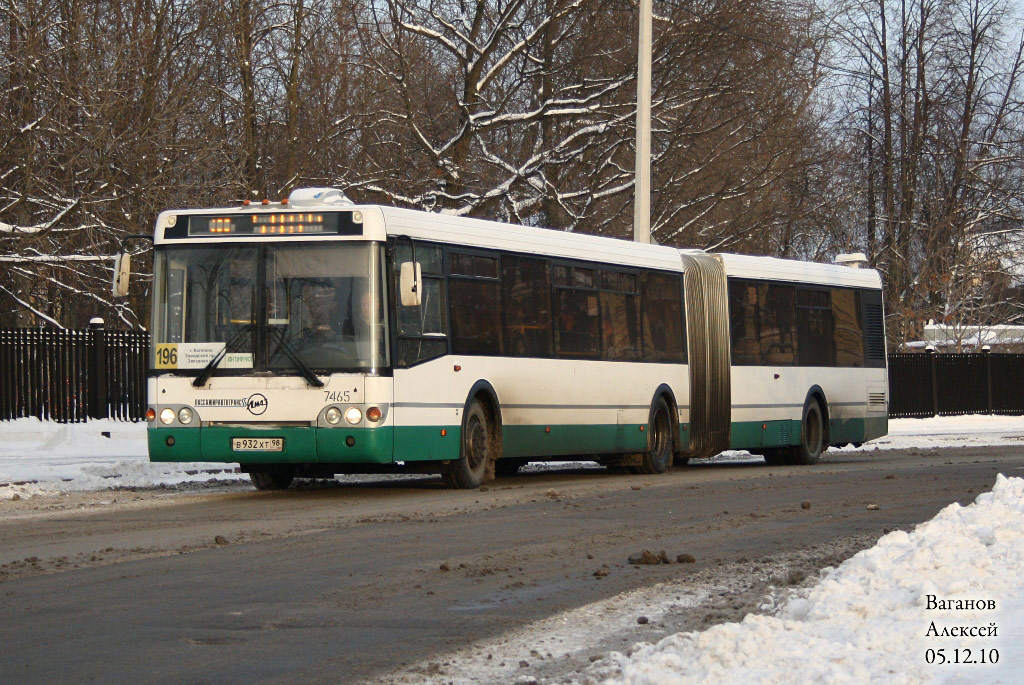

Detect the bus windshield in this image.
[151,242,388,374]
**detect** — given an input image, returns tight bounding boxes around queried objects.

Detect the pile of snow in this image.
[586,474,1024,684]
[853,414,1024,451]
[0,418,244,498]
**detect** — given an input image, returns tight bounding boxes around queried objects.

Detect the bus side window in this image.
[599,271,640,361]
[641,272,684,363]
[796,287,834,366]
[449,252,503,356]
[831,288,864,367]
[502,256,553,357]
[728,278,760,365]
[759,284,797,366]
[552,264,601,359]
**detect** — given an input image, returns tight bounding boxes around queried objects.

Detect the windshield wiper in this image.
[192,324,253,388]
[268,327,325,388]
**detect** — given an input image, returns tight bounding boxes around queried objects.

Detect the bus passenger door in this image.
[389,238,455,462]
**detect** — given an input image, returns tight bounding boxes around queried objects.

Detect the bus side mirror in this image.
[399,262,422,306]
[112,252,131,297]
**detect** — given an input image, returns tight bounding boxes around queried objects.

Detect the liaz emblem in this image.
[247,393,268,415]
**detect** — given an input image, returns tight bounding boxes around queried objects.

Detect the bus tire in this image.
[443,399,493,489]
[637,397,674,475]
[789,397,825,465]
[249,469,294,490]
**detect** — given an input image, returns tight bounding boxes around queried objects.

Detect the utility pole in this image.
[633,0,653,244]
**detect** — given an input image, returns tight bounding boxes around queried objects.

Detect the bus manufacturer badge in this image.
[247,393,268,415]
[194,393,268,415]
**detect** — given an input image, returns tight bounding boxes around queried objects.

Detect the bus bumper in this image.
[148,425,395,464]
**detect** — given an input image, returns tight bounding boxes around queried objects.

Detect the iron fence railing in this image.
[1,326,148,422]
[887,352,1024,418]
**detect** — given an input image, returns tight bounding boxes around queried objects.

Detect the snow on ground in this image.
[1,414,1022,498]
[0,418,246,499]
[581,474,1024,685]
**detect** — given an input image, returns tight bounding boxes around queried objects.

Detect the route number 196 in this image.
[155,344,178,369]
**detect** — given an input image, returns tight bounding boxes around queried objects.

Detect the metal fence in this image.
[888,352,1024,418]
[0,326,148,422]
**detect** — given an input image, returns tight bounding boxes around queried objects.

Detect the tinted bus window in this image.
[729,279,760,365]
[450,251,503,356]
[600,290,640,361]
[502,256,553,357]
[759,284,796,365]
[554,289,600,357]
[641,272,685,362]
[796,287,834,366]
[832,288,864,367]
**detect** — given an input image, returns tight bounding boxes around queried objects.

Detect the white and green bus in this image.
[117,188,887,490]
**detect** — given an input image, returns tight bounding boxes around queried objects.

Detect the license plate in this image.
[231,437,284,452]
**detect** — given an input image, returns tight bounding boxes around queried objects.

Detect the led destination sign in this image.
[178,211,363,238]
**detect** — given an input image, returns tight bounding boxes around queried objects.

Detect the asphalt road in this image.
[1,446,1021,683]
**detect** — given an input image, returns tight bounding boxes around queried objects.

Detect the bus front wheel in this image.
[444,399,494,489]
[637,396,674,474]
[789,398,825,465]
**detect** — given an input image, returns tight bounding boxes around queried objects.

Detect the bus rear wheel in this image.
[637,397,674,475]
[249,469,294,490]
[788,398,825,465]
[443,399,494,489]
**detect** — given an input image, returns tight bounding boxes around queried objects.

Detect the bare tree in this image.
[835,0,1024,344]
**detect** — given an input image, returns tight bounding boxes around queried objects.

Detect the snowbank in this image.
[587,475,1024,684]
[0,418,244,498]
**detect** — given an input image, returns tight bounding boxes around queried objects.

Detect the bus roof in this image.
[377,206,682,271]
[155,199,881,288]
[719,252,882,289]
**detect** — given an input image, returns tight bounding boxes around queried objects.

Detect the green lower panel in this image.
[316,427,394,463]
[393,425,461,461]
[728,420,799,450]
[150,416,887,465]
[727,417,876,451]
[502,423,648,458]
[149,425,393,464]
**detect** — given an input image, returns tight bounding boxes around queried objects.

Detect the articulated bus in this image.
[118,188,887,490]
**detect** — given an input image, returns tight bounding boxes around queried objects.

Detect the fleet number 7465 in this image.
[324,390,351,403]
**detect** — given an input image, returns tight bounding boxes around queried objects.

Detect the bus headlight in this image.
[159,408,175,425]
[325,407,342,425]
[344,407,362,425]
[178,407,194,424]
